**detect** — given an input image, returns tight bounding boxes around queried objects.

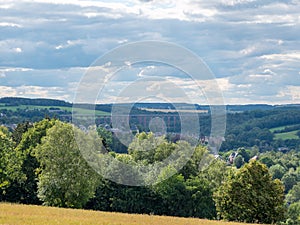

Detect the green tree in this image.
[180,145,212,179]
[0,127,12,191]
[128,132,167,164]
[35,122,100,208]
[214,160,286,224]
[234,155,244,169]
[12,121,32,146]
[5,119,57,204]
[198,157,229,192]
[286,202,300,225]
[237,148,250,162]
[0,126,24,201]
[152,171,189,217]
[286,182,300,204]
[259,154,275,167]
[283,172,298,193]
[269,164,286,180]
[185,176,217,219]
[97,126,113,151]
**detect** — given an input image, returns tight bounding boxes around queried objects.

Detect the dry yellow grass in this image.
[0,203,261,225]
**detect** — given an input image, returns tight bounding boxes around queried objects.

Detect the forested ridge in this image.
[1,98,300,224]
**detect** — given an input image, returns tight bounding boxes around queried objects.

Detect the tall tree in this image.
[286,201,300,225]
[35,122,100,208]
[0,127,12,191]
[97,126,113,151]
[214,160,286,224]
[5,119,57,204]
[0,126,23,201]
[12,121,32,146]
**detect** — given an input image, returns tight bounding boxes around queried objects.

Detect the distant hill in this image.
[1,97,300,112]
[0,97,72,107]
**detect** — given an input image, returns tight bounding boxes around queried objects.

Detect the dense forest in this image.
[1,98,300,224]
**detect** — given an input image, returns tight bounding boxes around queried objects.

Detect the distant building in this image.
[250,155,259,161]
[228,152,238,164]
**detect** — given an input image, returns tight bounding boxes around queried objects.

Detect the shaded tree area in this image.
[1,119,57,204]
[86,133,227,219]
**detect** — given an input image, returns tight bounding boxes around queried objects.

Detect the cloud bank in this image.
[0,0,299,104]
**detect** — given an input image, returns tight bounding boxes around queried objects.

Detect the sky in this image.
[0,0,300,105]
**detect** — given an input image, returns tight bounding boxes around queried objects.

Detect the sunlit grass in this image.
[274,130,299,140]
[0,203,262,225]
[269,124,300,132]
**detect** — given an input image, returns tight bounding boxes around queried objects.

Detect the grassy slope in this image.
[269,124,300,140]
[0,203,262,225]
[274,130,299,140]
[270,124,300,132]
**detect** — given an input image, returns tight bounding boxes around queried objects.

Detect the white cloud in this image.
[0,22,21,27]
[261,52,300,61]
[13,47,22,53]
[286,86,300,101]
[0,3,14,9]
[0,0,300,104]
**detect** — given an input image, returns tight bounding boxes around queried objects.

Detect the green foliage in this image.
[259,154,275,167]
[152,169,215,219]
[180,145,212,179]
[185,176,217,218]
[234,155,244,169]
[282,168,300,193]
[11,122,32,146]
[286,202,300,225]
[214,160,286,224]
[86,177,162,214]
[286,182,300,204]
[237,148,250,162]
[198,158,229,192]
[35,122,99,208]
[154,173,188,214]
[97,126,113,151]
[4,119,57,204]
[87,141,225,219]
[0,127,23,201]
[0,128,11,191]
[128,132,171,164]
[270,164,286,180]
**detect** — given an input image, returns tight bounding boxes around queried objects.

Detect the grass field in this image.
[270,124,300,132]
[269,124,300,140]
[0,203,262,225]
[0,105,110,116]
[274,130,299,140]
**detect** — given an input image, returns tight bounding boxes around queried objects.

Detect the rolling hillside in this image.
[0,203,262,225]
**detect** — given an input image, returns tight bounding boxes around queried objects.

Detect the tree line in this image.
[1,119,299,224]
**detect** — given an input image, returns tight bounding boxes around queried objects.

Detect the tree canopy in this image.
[35,121,100,208]
[214,160,286,224]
